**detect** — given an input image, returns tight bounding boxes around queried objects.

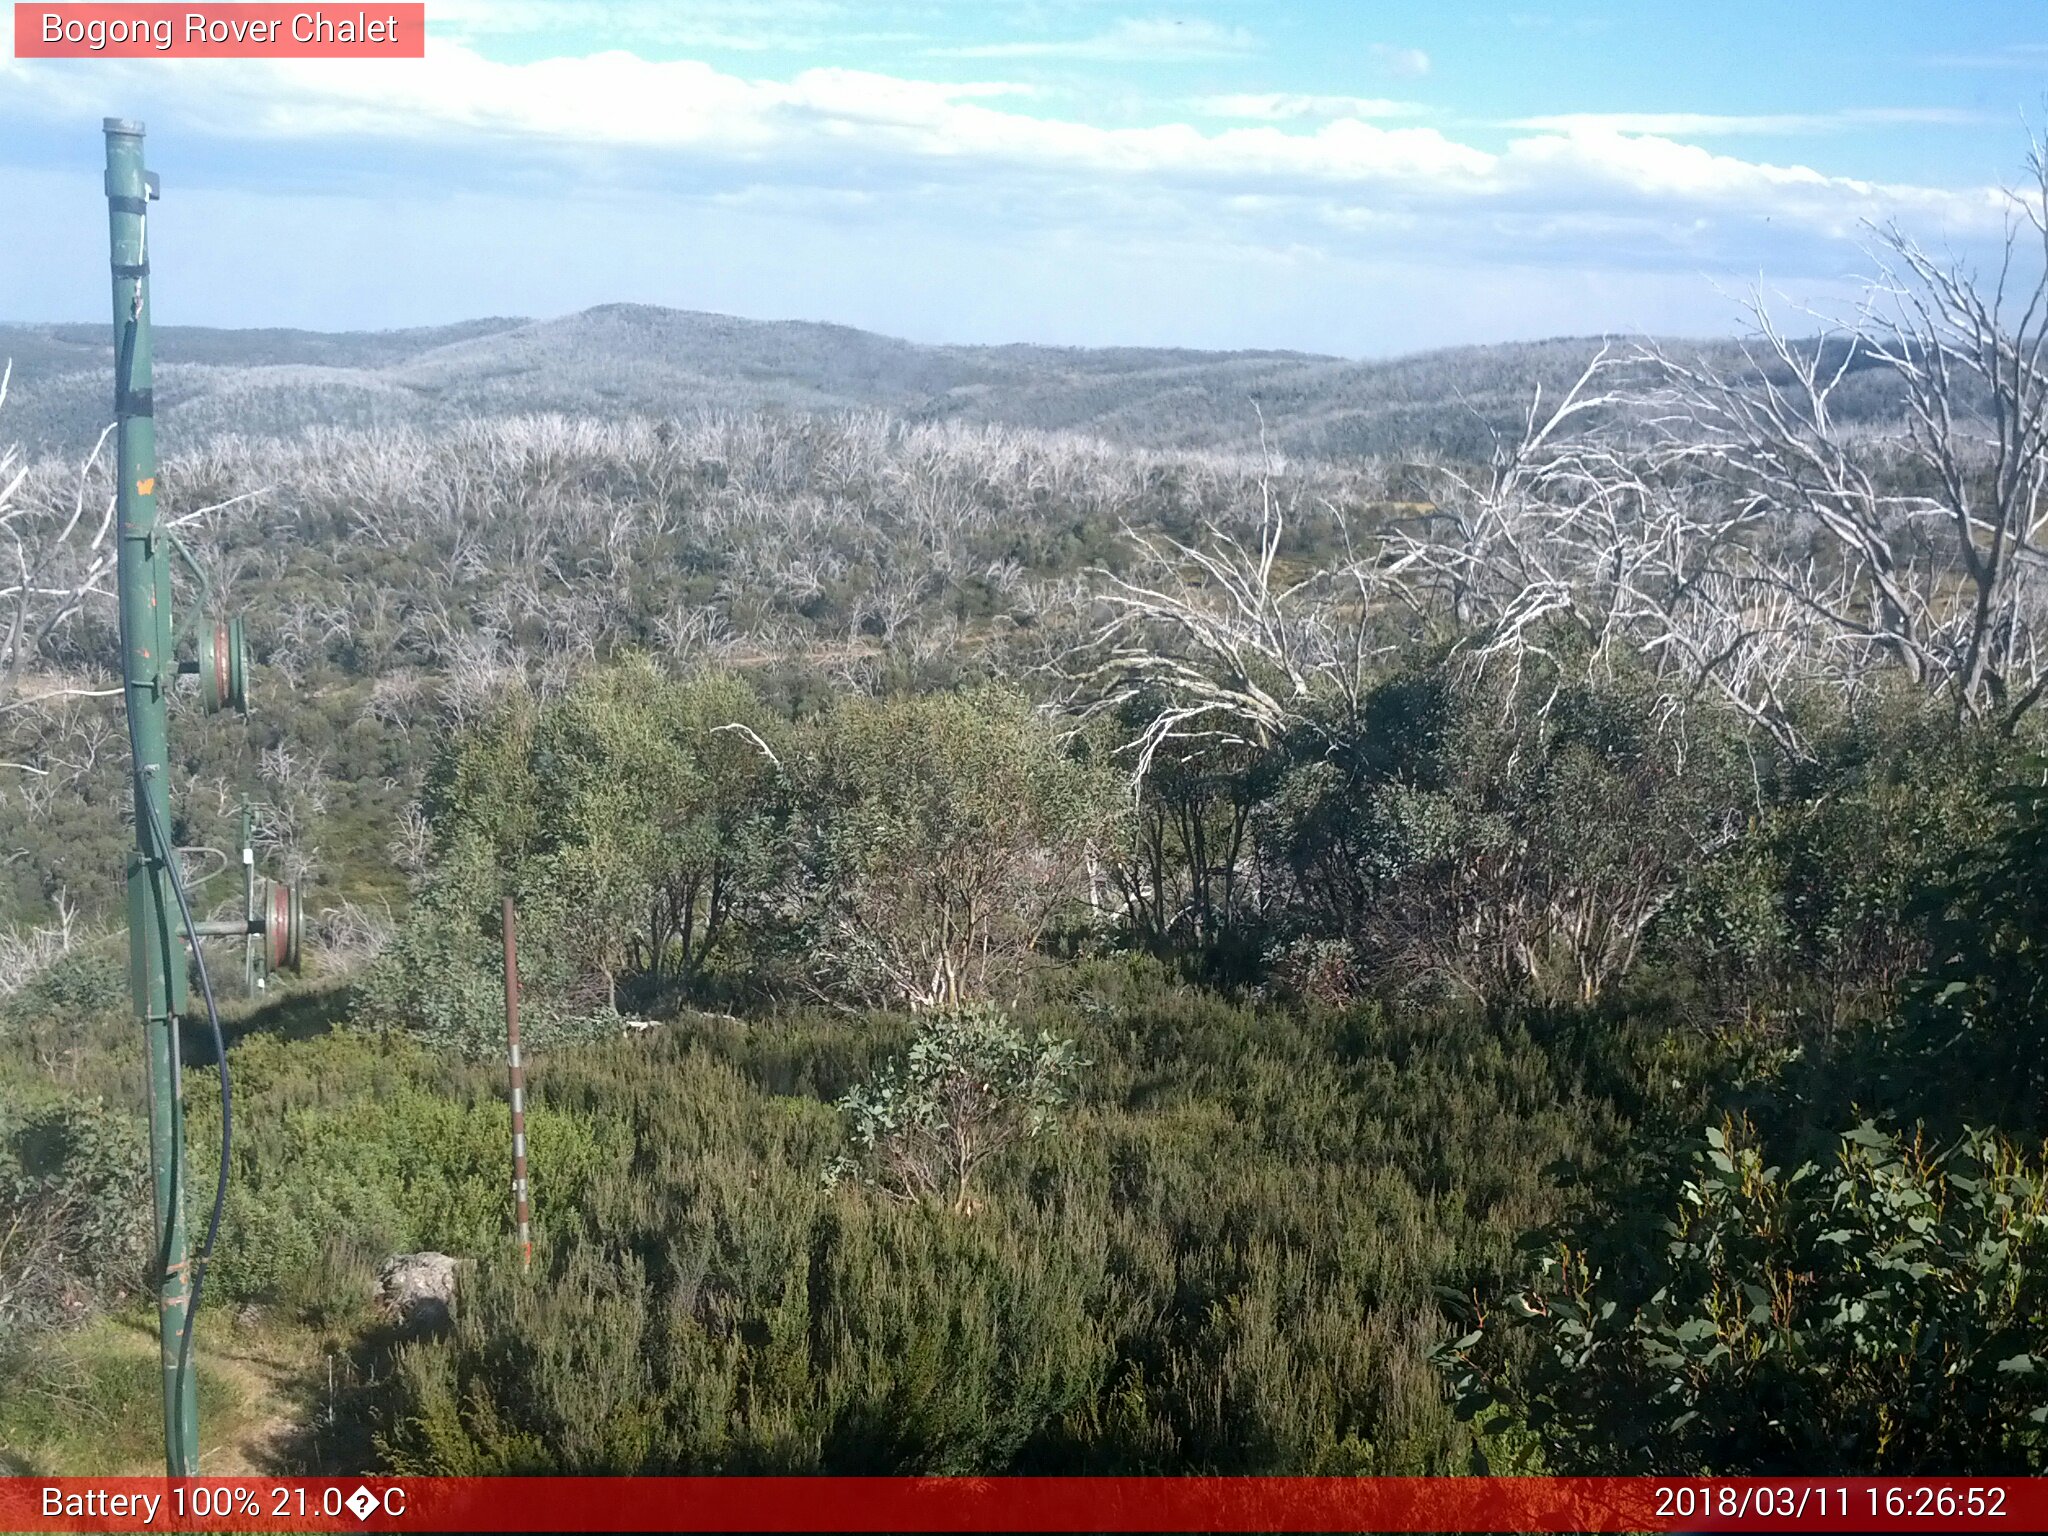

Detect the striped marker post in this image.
[501,896,532,1270]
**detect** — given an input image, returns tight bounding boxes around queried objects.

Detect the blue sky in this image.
[1,1,2043,355]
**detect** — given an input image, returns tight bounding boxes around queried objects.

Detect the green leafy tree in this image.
[1104,707,1269,964]
[638,670,781,989]
[527,664,695,1012]
[789,688,1119,1009]
[365,663,785,1044]
[519,665,782,1009]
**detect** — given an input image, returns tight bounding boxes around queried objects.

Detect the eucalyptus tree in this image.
[786,687,1120,1010]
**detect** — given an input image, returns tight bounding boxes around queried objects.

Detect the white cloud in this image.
[1494,125,1995,231]
[1369,44,1431,78]
[1511,108,1994,136]
[0,46,1483,185]
[0,42,2009,272]
[934,17,1257,63]
[1198,93,1425,122]
[1926,42,2048,71]
[431,0,906,53]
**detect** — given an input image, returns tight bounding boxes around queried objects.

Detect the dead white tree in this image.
[1382,352,1637,690]
[1381,131,2048,755]
[255,742,331,887]
[0,890,78,1001]
[2,366,269,742]
[1071,454,1389,781]
[313,897,395,972]
[0,365,121,727]
[1381,352,1830,754]
[1640,137,2048,732]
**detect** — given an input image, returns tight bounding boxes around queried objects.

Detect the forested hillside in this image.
[0,305,1916,462]
[2,179,2045,1477]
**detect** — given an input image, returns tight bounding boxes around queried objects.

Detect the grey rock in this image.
[375,1251,459,1328]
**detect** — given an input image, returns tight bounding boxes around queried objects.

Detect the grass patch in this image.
[0,1310,257,1474]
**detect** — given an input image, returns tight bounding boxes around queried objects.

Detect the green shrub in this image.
[1267,664,1749,1007]
[182,1031,631,1309]
[827,1005,1082,1211]
[0,947,128,1028]
[0,1097,149,1338]
[1888,773,2048,1138]
[376,992,1618,1474]
[1441,1116,2048,1472]
[1659,710,2024,1032]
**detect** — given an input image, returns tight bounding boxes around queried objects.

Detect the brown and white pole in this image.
[502,896,532,1271]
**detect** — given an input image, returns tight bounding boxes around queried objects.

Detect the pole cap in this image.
[103,117,145,136]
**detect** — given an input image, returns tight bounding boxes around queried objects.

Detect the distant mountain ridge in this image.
[0,303,1900,461]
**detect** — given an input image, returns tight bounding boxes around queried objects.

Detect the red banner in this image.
[12,5,425,58]
[1,1477,2041,1532]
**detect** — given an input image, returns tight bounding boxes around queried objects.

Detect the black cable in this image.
[112,407,232,1451]
[145,786,231,1423]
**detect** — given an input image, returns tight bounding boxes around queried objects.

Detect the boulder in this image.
[375,1251,459,1329]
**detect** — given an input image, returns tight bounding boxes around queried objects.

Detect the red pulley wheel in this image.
[263,878,302,972]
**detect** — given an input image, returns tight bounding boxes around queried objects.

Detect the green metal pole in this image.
[105,117,200,1476]
[241,799,257,998]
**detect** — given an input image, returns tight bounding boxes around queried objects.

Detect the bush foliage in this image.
[374,977,1618,1473]
[826,1005,1083,1211]
[1441,1117,2048,1473]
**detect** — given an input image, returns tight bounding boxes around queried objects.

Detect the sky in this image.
[0,1,2044,356]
